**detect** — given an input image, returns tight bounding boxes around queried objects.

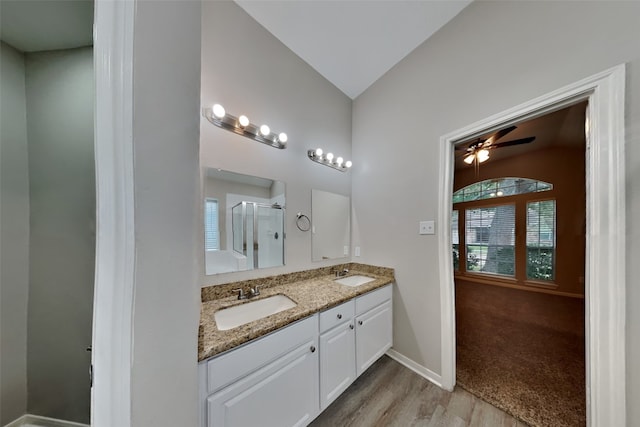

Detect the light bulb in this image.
[326,153,334,162]
[238,115,250,127]
[477,149,490,163]
[212,104,226,119]
[278,132,288,144]
[260,125,270,136]
[345,160,352,168]
[336,157,344,166]
[315,148,323,158]
[496,190,504,197]
[463,154,475,164]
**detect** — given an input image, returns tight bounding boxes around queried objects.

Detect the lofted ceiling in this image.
[235,0,472,99]
[1,0,470,98]
[454,102,588,170]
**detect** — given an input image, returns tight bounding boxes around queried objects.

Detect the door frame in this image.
[437,65,626,426]
[91,0,135,426]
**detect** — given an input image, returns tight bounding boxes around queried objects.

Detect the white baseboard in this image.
[386,348,443,388]
[3,414,89,427]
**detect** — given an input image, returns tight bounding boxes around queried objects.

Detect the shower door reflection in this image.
[232,201,284,270]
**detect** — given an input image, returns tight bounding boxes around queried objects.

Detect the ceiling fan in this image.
[456,125,536,165]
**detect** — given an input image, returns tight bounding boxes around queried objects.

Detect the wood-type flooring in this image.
[311,356,527,427]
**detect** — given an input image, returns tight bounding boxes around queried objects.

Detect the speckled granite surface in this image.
[199,263,394,362]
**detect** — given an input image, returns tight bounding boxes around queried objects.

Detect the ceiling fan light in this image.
[463,154,475,164]
[477,149,490,163]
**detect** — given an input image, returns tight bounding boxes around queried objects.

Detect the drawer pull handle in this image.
[349,324,354,330]
[358,320,363,326]
[337,314,342,319]
[310,345,316,353]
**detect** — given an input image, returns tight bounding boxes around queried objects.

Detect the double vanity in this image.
[198,263,394,427]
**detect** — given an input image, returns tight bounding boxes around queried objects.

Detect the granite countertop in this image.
[198,263,394,362]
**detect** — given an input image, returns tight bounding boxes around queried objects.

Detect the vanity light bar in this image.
[307,148,352,172]
[203,104,287,150]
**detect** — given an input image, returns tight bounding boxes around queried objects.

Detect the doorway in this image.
[451,103,587,426]
[437,65,626,426]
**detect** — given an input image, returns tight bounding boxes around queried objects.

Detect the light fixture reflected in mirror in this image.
[203,103,287,149]
[308,148,352,172]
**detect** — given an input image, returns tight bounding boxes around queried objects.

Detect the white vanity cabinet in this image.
[200,315,320,427]
[319,300,356,410]
[200,283,393,427]
[318,284,393,409]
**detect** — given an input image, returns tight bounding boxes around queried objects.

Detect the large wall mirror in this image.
[311,189,350,261]
[204,168,285,275]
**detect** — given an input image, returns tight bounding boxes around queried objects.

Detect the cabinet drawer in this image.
[206,315,318,394]
[355,284,392,315]
[320,300,355,333]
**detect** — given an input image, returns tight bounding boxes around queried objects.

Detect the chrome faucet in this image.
[232,288,247,300]
[335,268,349,278]
[249,285,262,298]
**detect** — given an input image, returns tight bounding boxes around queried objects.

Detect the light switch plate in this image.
[419,220,435,235]
[355,246,361,257]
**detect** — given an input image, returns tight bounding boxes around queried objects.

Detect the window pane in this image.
[453,178,553,203]
[204,199,220,251]
[452,210,459,271]
[465,205,515,276]
[527,200,556,281]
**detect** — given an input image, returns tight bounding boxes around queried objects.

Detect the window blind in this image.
[452,210,459,271]
[205,198,220,251]
[465,205,515,276]
[526,200,556,280]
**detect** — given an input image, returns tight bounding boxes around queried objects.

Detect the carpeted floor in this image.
[455,279,585,427]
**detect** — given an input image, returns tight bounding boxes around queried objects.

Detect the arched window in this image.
[452,177,556,283]
[453,178,552,204]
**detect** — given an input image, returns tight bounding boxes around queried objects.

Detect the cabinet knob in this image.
[349,324,354,330]
[337,314,342,319]
[358,320,363,326]
[310,345,316,353]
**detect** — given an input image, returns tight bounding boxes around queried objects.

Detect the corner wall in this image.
[24,46,94,424]
[130,1,201,426]
[0,41,29,427]
[351,2,640,421]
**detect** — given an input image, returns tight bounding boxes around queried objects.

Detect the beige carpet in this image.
[455,280,585,427]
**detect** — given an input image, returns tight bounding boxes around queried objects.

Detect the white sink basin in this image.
[335,275,376,287]
[214,294,297,331]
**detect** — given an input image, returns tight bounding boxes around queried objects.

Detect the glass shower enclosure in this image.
[232,201,284,269]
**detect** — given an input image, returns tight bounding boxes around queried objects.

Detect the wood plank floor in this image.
[311,356,528,427]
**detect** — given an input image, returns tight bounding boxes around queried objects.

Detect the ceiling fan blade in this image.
[490,136,536,149]
[488,125,517,143]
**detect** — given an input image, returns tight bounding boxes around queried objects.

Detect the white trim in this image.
[385,349,442,388]
[438,65,626,426]
[3,414,90,427]
[91,0,135,426]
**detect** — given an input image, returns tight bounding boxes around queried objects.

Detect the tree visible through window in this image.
[465,205,515,276]
[527,200,556,281]
[452,210,459,271]
[453,178,557,285]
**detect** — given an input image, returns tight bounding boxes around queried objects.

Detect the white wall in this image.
[130,1,201,426]
[199,1,353,286]
[0,41,29,426]
[351,0,640,421]
[24,46,94,424]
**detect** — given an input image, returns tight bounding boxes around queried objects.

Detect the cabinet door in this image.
[319,322,356,410]
[207,338,319,427]
[355,300,392,377]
